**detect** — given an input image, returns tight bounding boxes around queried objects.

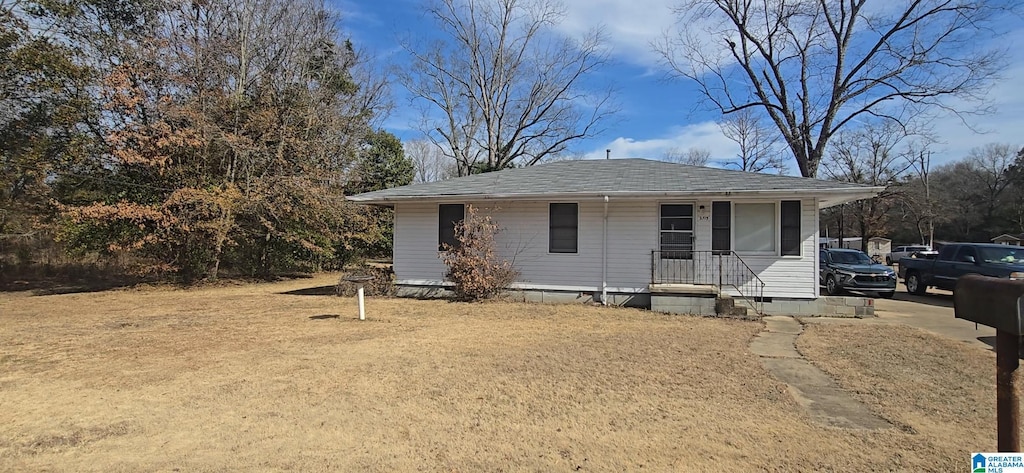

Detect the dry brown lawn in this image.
[0,274,1003,471]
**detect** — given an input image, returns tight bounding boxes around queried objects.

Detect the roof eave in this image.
[346,187,885,206]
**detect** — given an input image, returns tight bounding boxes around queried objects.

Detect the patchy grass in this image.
[798,321,1020,471]
[0,274,1001,471]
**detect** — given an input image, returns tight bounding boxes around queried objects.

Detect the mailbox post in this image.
[954,274,1024,452]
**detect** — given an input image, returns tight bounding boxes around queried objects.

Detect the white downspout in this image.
[602,195,609,305]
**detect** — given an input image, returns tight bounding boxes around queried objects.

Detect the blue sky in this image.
[334,0,1024,172]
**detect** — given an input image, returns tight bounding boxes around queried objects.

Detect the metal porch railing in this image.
[650,250,766,315]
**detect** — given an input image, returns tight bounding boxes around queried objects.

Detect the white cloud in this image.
[910,30,1024,165]
[583,121,739,163]
[557,0,677,68]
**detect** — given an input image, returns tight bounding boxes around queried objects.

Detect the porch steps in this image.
[715,295,755,319]
[649,283,760,319]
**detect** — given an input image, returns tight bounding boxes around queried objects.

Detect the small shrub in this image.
[440,205,518,301]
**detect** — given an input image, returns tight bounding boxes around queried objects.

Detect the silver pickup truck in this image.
[885,245,937,265]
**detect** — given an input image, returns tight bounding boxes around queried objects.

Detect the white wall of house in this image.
[392,196,821,299]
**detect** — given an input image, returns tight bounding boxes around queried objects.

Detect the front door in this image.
[656,204,694,283]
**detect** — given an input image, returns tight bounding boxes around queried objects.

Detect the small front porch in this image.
[648,250,876,318]
[649,250,765,317]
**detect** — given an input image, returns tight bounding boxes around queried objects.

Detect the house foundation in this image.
[394,284,874,317]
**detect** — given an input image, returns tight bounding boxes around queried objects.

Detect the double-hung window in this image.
[660,204,693,259]
[438,204,465,251]
[711,201,731,254]
[780,200,801,256]
[734,203,776,254]
[549,203,578,253]
[720,200,802,256]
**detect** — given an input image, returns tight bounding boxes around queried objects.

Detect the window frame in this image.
[658,202,695,259]
[548,202,579,254]
[437,203,465,251]
[711,201,731,255]
[732,201,779,256]
[780,200,802,257]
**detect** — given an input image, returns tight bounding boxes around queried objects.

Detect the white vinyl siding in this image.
[393,197,820,299]
[697,198,817,299]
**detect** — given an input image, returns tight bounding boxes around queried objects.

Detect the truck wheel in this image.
[906,272,927,295]
[885,256,892,265]
[825,275,842,296]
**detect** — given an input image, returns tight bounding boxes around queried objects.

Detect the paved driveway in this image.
[873,289,998,352]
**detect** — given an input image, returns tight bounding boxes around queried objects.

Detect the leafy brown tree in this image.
[0,0,96,249]
[440,205,518,301]
[54,0,386,280]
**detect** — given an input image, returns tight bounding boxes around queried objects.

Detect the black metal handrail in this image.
[650,250,766,315]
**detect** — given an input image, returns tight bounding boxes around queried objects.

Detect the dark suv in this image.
[819,248,897,298]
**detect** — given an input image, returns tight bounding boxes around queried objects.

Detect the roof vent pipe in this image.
[606,149,610,160]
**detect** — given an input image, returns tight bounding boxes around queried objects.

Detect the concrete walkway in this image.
[751,316,891,430]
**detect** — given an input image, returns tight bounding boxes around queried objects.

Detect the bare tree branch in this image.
[718,108,786,173]
[399,0,616,175]
[656,0,1009,177]
[663,147,711,167]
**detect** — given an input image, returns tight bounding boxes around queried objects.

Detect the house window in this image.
[549,203,578,253]
[660,204,693,258]
[711,201,731,254]
[438,204,464,251]
[734,203,776,253]
[780,200,801,256]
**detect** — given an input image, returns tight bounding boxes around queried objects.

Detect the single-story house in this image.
[347,159,883,316]
[992,233,1024,246]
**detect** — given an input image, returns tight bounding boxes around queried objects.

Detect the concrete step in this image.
[715,296,752,318]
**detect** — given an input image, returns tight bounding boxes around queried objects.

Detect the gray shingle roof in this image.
[347,158,881,204]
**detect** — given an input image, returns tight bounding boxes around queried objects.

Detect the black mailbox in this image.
[954,274,1024,335]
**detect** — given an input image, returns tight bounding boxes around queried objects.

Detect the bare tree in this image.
[663,146,711,166]
[961,143,1018,229]
[718,108,786,174]
[821,120,914,250]
[399,0,615,175]
[906,146,937,247]
[406,139,456,183]
[657,0,1006,177]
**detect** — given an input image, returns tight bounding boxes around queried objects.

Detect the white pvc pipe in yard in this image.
[357,285,366,321]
